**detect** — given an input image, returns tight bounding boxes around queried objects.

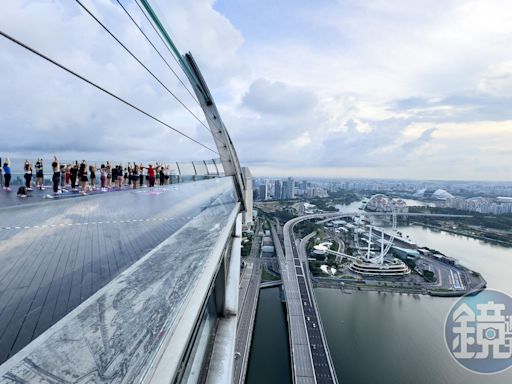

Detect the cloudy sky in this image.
[1,0,512,180]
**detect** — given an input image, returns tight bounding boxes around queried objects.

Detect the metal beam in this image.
[138,0,246,211]
[183,53,246,208]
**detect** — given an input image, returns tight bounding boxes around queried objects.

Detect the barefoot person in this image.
[159,165,165,186]
[89,164,96,191]
[35,158,44,190]
[116,164,123,189]
[59,164,66,191]
[100,164,107,191]
[106,161,112,189]
[51,155,61,195]
[131,163,139,189]
[24,160,33,190]
[79,160,88,195]
[147,164,156,188]
[2,158,11,191]
[70,161,78,191]
[65,164,71,188]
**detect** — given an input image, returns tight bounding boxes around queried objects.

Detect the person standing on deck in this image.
[59,164,66,191]
[89,164,96,191]
[159,165,165,186]
[132,164,139,189]
[139,163,144,187]
[111,162,116,187]
[127,164,132,186]
[123,167,129,186]
[116,164,123,189]
[147,164,156,188]
[70,161,78,191]
[165,165,171,184]
[79,160,88,195]
[106,161,112,189]
[100,164,107,191]
[2,158,11,191]
[35,158,44,190]
[65,164,71,187]
[52,155,61,195]
[24,160,33,190]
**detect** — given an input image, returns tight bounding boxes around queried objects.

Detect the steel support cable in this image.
[133,0,228,139]
[134,0,184,75]
[75,0,212,134]
[0,29,218,154]
[114,0,200,107]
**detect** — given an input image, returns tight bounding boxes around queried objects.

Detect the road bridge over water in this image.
[272,212,339,384]
[260,280,282,288]
[315,211,472,225]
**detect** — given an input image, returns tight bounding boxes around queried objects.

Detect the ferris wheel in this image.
[353,194,397,264]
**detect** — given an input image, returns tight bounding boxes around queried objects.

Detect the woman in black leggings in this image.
[24,160,33,190]
[79,160,88,195]
[52,155,61,195]
[70,162,78,191]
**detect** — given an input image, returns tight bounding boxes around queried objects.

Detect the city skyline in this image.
[1,0,512,181]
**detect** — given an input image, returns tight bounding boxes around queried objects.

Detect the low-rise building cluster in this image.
[444,196,512,215]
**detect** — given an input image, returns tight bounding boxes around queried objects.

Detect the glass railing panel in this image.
[0,177,239,383]
[193,161,208,176]
[205,159,219,176]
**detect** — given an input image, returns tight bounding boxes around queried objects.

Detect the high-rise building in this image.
[259,183,268,201]
[274,180,282,200]
[287,177,295,199]
[301,180,308,193]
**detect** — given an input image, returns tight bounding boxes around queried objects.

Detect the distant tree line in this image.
[409,206,512,231]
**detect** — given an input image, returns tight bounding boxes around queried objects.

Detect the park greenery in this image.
[272,209,296,223]
[241,234,253,257]
[327,190,360,205]
[408,206,512,231]
[309,198,337,212]
[408,206,512,244]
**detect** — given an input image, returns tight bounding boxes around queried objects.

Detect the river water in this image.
[315,224,512,384]
[246,287,292,384]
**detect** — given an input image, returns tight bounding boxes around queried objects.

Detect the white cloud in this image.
[242,78,317,115]
[478,61,512,97]
[0,0,243,162]
[1,0,511,180]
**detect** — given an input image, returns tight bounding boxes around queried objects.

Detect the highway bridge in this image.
[260,280,282,288]
[284,218,339,384]
[272,213,339,384]
[315,211,472,225]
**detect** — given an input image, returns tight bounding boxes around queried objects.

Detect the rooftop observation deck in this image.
[0,177,239,383]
